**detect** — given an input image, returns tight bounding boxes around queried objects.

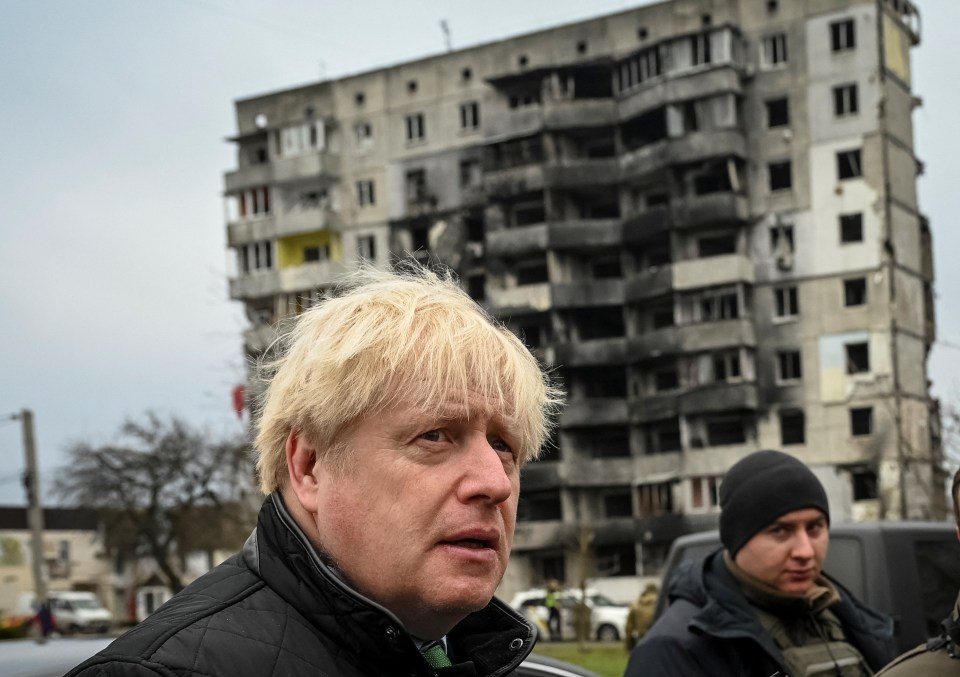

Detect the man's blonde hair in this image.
[254,264,562,494]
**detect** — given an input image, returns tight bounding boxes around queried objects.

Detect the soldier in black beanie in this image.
[626,450,895,677]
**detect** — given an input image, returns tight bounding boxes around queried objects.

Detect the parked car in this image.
[511,587,629,641]
[654,521,960,653]
[47,591,112,635]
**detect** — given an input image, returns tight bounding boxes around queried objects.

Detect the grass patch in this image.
[532,641,629,677]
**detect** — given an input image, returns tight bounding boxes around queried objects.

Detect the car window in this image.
[822,536,865,600]
[915,539,960,637]
[588,594,616,607]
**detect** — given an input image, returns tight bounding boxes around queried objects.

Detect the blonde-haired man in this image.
[68,265,561,677]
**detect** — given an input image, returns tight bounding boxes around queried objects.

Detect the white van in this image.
[47,591,112,634]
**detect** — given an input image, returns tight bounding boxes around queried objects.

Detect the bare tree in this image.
[54,414,254,593]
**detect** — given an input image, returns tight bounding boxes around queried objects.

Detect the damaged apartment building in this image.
[223,0,941,591]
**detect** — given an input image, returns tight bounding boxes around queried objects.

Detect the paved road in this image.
[0,636,112,677]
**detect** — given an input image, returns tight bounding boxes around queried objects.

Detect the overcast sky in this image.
[1,0,957,505]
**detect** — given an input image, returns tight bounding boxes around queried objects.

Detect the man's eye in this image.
[421,430,443,442]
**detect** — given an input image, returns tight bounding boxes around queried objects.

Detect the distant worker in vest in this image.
[625,450,896,677]
[624,582,658,652]
[875,467,960,675]
[545,579,563,641]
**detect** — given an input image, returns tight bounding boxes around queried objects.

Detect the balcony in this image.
[671,254,754,291]
[623,205,670,244]
[676,318,755,352]
[520,462,563,492]
[617,64,743,121]
[229,260,347,300]
[667,129,746,166]
[512,520,571,551]
[551,279,624,309]
[592,518,637,544]
[227,215,275,248]
[561,398,629,428]
[543,98,617,129]
[484,163,545,198]
[486,282,552,314]
[620,139,669,180]
[483,106,544,141]
[486,223,548,258]
[624,265,673,302]
[629,391,680,423]
[549,219,621,249]
[680,381,758,414]
[544,158,619,188]
[224,151,340,192]
[552,337,628,366]
[627,318,755,358]
[671,192,749,230]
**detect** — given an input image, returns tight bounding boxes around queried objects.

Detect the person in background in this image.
[66,264,561,677]
[626,449,895,676]
[545,579,562,641]
[875,467,960,674]
[624,582,658,652]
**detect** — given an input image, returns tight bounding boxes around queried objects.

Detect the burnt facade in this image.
[223,0,941,596]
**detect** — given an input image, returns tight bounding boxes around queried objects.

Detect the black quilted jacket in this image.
[66,493,536,677]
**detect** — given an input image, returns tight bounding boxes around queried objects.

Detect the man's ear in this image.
[285,430,322,513]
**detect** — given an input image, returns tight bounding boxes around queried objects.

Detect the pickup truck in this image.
[654,521,959,653]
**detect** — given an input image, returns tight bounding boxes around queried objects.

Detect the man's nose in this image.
[456,435,514,504]
[791,530,815,559]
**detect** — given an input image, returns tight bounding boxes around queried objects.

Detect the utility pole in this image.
[19,409,47,644]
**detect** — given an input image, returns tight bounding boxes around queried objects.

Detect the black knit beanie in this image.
[719,450,830,557]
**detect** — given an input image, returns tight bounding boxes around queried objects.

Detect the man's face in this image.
[734,508,829,595]
[308,398,520,638]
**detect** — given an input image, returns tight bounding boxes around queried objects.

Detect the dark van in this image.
[654,521,959,653]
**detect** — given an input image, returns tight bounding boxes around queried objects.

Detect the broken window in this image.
[616,44,663,91]
[517,490,562,522]
[689,476,721,510]
[712,351,741,382]
[705,417,747,446]
[833,83,859,117]
[768,160,793,191]
[459,101,480,130]
[467,274,485,302]
[357,234,376,261]
[459,159,482,188]
[780,410,806,445]
[846,342,870,374]
[850,407,873,436]
[279,121,325,157]
[774,286,799,319]
[698,234,737,257]
[516,260,549,286]
[776,350,803,382]
[699,290,739,321]
[645,418,681,454]
[851,468,878,499]
[780,409,807,446]
[654,367,680,392]
[356,179,376,207]
[603,490,633,518]
[303,245,328,263]
[830,18,856,52]
[596,544,637,577]
[837,149,862,180]
[651,304,675,329]
[354,121,373,146]
[840,213,864,243]
[237,186,271,219]
[405,169,428,202]
[237,240,273,273]
[637,482,674,517]
[766,97,790,128]
[844,277,867,306]
[691,32,712,66]
[761,33,788,68]
[405,113,425,142]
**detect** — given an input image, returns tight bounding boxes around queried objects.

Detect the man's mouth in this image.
[448,538,491,549]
